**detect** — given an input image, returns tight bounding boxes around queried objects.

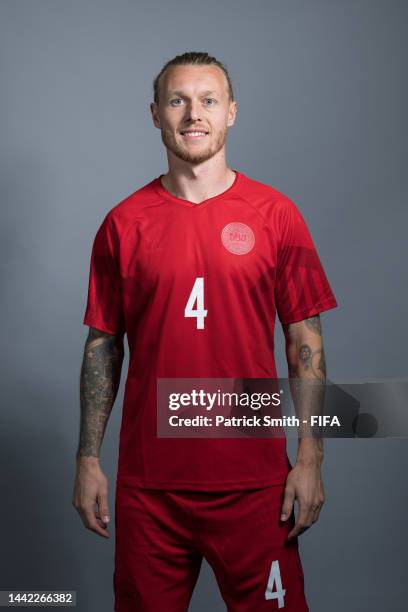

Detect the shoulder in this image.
[102,176,164,233]
[239,172,303,228]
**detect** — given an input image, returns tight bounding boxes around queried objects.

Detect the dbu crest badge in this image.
[221,222,255,255]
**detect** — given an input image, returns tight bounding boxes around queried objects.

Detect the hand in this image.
[280,460,325,540]
[72,458,111,538]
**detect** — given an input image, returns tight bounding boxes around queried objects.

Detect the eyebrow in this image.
[167,89,219,98]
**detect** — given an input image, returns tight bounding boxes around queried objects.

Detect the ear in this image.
[150,102,161,129]
[227,100,237,127]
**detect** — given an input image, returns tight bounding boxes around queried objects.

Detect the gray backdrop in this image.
[1,0,407,610]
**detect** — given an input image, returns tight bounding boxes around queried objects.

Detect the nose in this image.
[185,99,202,123]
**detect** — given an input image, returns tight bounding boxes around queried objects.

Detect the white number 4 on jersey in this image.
[185,277,208,330]
[265,560,286,607]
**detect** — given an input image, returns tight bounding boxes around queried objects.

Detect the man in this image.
[72,51,338,611]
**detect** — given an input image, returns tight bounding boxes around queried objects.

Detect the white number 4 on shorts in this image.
[265,559,286,607]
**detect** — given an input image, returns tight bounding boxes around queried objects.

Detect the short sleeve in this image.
[274,199,338,325]
[83,213,126,335]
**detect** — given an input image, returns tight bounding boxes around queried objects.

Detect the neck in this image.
[161,154,236,204]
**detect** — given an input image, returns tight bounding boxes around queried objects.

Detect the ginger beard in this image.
[160,122,228,164]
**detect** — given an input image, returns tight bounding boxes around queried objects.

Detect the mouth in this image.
[179,129,209,140]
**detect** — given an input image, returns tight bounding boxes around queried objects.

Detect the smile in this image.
[180,131,209,139]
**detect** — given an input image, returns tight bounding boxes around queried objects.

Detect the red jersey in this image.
[83,170,338,490]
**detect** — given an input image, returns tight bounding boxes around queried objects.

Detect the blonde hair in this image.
[153,51,234,104]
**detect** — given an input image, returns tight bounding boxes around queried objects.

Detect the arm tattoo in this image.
[77,328,124,458]
[283,314,322,338]
[299,343,326,379]
[284,315,327,445]
[283,315,326,379]
[304,315,322,335]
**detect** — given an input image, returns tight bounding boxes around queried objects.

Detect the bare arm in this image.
[284,314,326,461]
[280,314,327,539]
[77,326,125,459]
[72,327,125,538]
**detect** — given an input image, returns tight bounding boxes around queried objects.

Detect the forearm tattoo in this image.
[299,344,326,378]
[284,315,327,441]
[284,315,326,380]
[77,329,124,458]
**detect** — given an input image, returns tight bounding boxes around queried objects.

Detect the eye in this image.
[170,98,184,106]
[204,98,216,106]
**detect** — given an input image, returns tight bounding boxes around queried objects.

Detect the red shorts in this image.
[114,484,309,611]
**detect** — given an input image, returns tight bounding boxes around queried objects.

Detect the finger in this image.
[95,513,110,529]
[87,519,110,538]
[97,493,110,524]
[82,508,111,538]
[289,498,323,537]
[311,509,320,524]
[312,502,323,524]
[280,486,295,522]
[304,503,316,527]
[287,519,309,540]
[287,504,311,540]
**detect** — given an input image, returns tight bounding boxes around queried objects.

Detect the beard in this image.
[160,126,228,164]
